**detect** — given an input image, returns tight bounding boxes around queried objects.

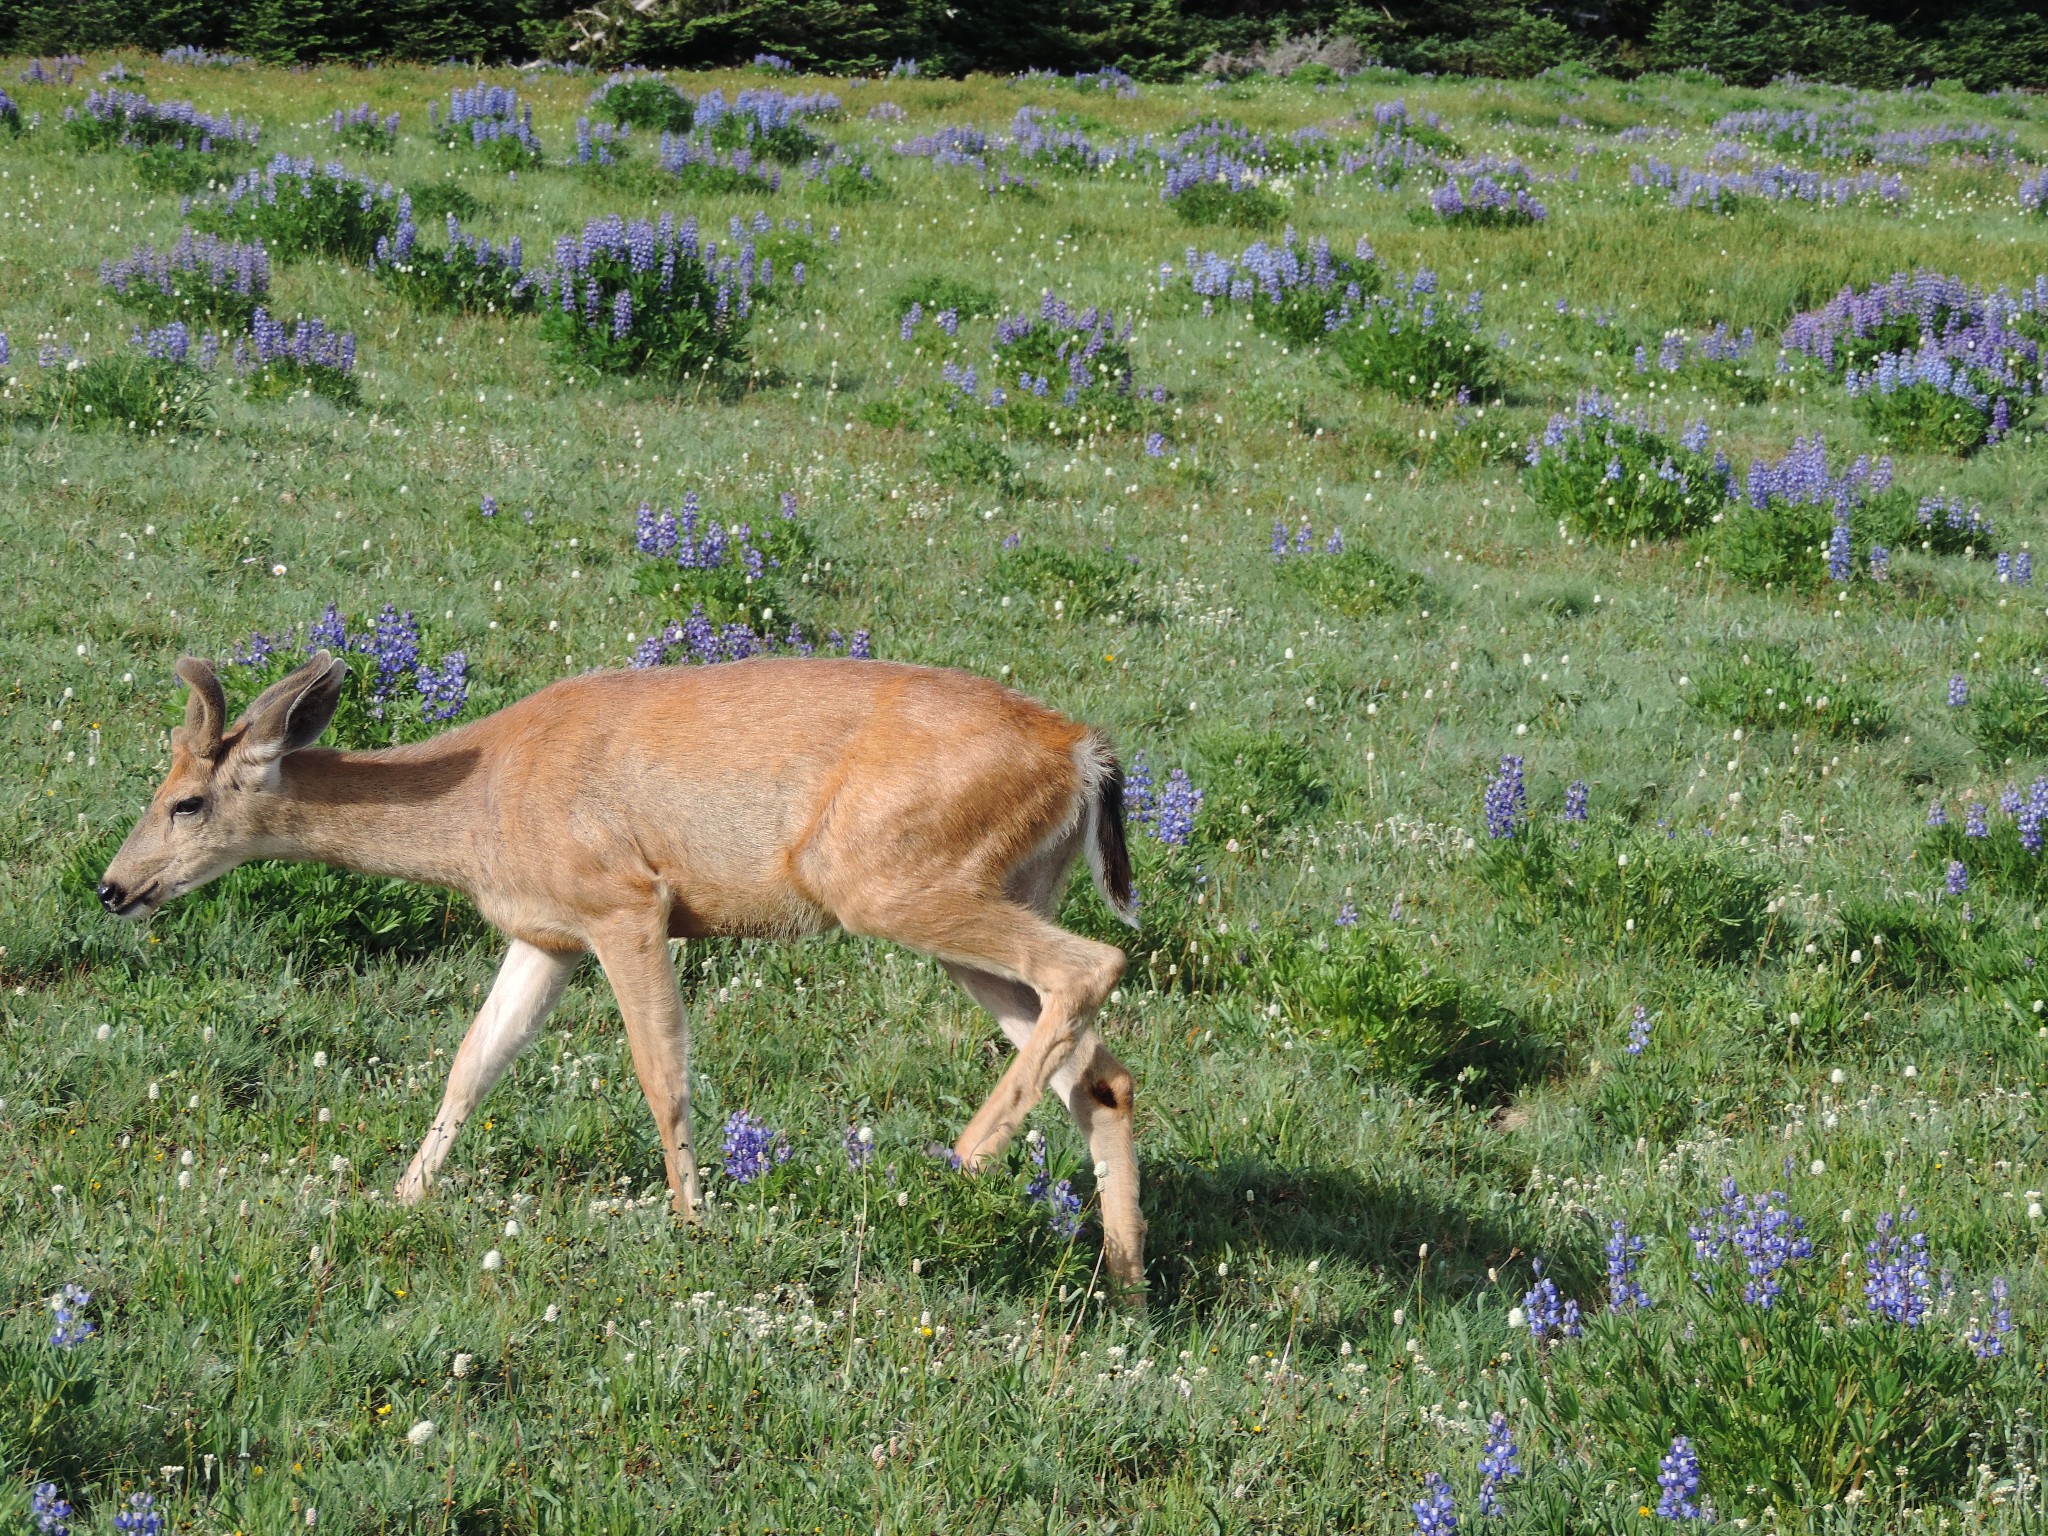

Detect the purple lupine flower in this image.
[1122,752,1155,824]
[611,287,633,341]
[2002,783,2024,816]
[1869,545,1889,581]
[1928,799,1948,827]
[1325,528,1345,554]
[367,604,420,702]
[1145,432,1166,457]
[1689,1177,1811,1308]
[848,629,872,659]
[1153,769,1201,846]
[1477,1413,1521,1516]
[480,495,497,519]
[1412,1472,1457,1536]
[720,1110,791,1184]
[1968,1277,2012,1358]
[1966,803,1989,838]
[1483,755,1526,839]
[1607,1218,1651,1309]
[2020,552,2034,587]
[32,1483,72,1536]
[1271,521,1290,560]
[1522,1269,1581,1343]
[47,1283,94,1348]
[1626,1005,1650,1056]
[844,1124,873,1172]
[780,490,797,519]
[1336,901,1358,927]
[1024,1134,1084,1238]
[2025,778,2048,854]
[1826,516,1853,585]
[1947,861,1969,897]
[309,603,349,649]
[1864,1208,1932,1326]
[112,1493,162,1536]
[1563,780,1589,823]
[1657,1438,1704,1521]
[416,652,469,722]
[899,301,921,340]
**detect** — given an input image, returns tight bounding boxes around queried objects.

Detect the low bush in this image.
[532,213,778,381]
[1326,273,1501,405]
[1271,523,1423,615]
[994,539,1143,620]
[98,228,270,324]
[1524,396,1726,541]
[1481,820,1780,964]
[1169,180,1287,229]
[1687,645,1891,739]
[595,75,694,133]
[1183,228,1381,345]
[188,155,401,262]
[372,199,534,315]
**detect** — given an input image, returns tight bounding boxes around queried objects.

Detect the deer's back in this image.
[475,659,1092,937]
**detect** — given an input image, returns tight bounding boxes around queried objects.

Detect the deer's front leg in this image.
[396,940,579,1204]
[588,921,701,1222]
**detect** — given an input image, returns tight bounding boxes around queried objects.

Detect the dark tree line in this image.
[5,0,2043,92]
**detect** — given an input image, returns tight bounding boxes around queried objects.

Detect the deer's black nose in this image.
[98,880,128,914]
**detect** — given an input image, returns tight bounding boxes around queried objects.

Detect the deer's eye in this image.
[170,796,206,819]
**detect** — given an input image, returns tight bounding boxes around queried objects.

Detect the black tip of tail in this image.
[1096,758,1138,927]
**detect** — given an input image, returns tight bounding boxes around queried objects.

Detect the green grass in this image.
[4,49,2048,1534]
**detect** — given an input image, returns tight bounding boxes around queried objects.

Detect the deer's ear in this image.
[173,656,226,759]
[238,651,349,763]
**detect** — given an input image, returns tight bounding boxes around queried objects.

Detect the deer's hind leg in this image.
[944,963,1147,1289]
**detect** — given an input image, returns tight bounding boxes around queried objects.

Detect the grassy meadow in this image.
[6,48,2048,1534]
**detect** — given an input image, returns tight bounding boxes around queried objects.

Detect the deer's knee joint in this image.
[1089,1071,1133,1114]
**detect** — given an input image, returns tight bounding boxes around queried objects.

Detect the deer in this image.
[98,651,1149,1288]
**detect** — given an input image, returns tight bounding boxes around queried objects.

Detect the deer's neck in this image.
[258,735,492,892]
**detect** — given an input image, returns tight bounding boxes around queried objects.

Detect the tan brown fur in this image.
[101,653,1147,1289]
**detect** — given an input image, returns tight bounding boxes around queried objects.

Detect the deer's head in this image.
[98,651,349,918]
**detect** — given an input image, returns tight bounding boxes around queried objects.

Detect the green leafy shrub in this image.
[533,213,776,382]
[1169,180,1288,228]
[597,76,694,133]
[1190,727,1328,846]
[1183,228,1381,346]
[371,199,534,316]
[1954,670,2048,760]
[994,540,1143,619]
[4,344,211,435]
[1274,534,1423,615]
[888,274,1001,320]
[1827,895,2024,992]
[1850,377,2007,455]
[926,429,1024,493]
[1327,280,1501,405]
[1524,397,1727,541]
[189,155,401,262]
[812,161,888,202]
[630,491,816,624]
[1481,823,1780,964]
[1535,1190,2015,1515]
[1687,645,1891,738]
[1265,924,1548,1096]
